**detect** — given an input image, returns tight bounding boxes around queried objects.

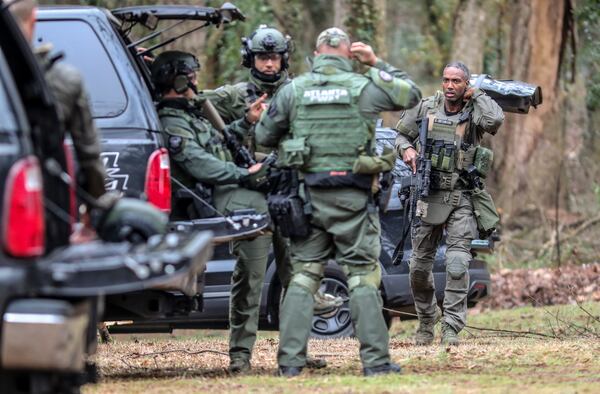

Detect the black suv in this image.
[0,4,213,393]
[35,4,492,339]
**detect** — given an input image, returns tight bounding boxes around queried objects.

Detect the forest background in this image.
[42,0,600,269]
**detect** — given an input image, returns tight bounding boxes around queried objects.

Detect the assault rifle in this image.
[392,117,432,265]
[201,98,256,168]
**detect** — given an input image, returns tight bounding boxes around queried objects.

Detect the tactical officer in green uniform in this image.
[255,28,422,377]
[202,26,343,329]
[201,25,294,296]
[395,61,503,346]
[150,51,271,374]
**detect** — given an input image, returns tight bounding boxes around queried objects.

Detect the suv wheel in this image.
[310,268,353,339]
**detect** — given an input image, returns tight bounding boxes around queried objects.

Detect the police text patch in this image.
[302,89,351,104]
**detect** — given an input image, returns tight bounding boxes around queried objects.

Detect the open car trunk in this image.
[35,231,213,298]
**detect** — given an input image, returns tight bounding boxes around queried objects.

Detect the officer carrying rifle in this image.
[395,61,504,347]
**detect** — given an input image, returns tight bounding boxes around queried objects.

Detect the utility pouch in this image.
[473,146,494,178]
[417,190,462,225]
[457,145,477,171]
[267,194,311,240]
[267,169,311,240]
[471,187,500,238]
[352,147,395,174]
[430,171,459,191]
[279,137,310,168]
[427,139,455,173]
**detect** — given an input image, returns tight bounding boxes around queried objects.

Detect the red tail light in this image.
[2,156,45,257]
[63,143,76,227]
[145,148,171,213]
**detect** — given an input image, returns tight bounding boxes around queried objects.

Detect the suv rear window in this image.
[0,78,18,134]
[0,54,18,144]
[34,20,127,118]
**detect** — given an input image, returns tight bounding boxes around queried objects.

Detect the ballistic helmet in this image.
[151,50,200,95]
[241,25,291,80]
[95,198,168,244]
[316,27,350,49]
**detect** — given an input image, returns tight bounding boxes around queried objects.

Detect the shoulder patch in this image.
[378,70,393,82]
[167,136,184,155]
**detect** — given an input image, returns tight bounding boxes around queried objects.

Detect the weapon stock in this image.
[201,98,256,168]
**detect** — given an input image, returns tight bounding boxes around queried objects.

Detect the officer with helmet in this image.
[150,50,271,374]
[202,26,343,370]
[255,27,422,377]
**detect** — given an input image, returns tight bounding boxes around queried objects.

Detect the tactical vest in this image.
[287,71,371,173]
[422,93,479,191]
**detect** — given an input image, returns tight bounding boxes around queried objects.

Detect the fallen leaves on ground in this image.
[478,263,600,310]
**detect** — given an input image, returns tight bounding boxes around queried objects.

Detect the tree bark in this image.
[450,0,487,72]
[491,0,572,222]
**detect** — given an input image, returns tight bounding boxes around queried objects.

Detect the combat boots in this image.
[414,305,442,346]
[228,358,251,374]
[441,321,460,346]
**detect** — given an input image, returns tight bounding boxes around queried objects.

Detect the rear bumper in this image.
[1,299,91,372]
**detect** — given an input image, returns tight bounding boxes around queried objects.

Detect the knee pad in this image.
[343,263,381,291]
[446,252,469,280]
[289,262,324,293]
[410,268,432,290]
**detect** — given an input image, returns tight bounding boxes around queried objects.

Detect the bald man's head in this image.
[6,0,38,42]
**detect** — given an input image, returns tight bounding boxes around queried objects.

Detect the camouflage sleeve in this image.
[255,83,295,147]
[161,117,248,185]
[227,116,253,142]
[394,97,428,156]
[470,88,504,135]
[200,83,248,124]
[359,60,422,116]
[47,63,107,199]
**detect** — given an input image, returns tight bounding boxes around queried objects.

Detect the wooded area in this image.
[42,0,600,263]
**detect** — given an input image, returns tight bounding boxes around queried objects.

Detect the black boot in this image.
[363,362,402,376]
[278,365,303,377]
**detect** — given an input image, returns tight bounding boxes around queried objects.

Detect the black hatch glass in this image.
[34,20,128,119]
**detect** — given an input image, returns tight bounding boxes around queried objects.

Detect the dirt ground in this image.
[85,302,600,393]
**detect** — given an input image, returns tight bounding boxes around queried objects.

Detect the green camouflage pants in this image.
[409,192,477,332]
[273,225,292,289]
[278,187,390,368]
[215,186,271,362]
[228,233,272,361]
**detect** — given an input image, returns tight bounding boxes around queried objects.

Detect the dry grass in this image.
[85,302,600,393]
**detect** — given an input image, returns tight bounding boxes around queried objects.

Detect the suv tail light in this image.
[145,148,171,213]
[2,156,45,257]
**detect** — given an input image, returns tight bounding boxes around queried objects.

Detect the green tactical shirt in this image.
[394,89,504,155]
[200,71,290,152]
[255,55,422,148]
[157,97,249,188]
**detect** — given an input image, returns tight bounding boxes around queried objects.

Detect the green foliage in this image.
[344,0,379,50]
[576,0,600,110]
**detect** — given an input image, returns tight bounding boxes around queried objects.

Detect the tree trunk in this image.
[491,0,574,223]
[450,0,487,72]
